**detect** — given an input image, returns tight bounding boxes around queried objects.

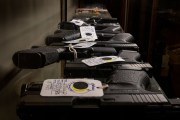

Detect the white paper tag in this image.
[73,42,96,48]
[80,26,97,41]
[70,19,84,26]
[64,37,94,44]
[40,79,103,97]
[82,56,125,66]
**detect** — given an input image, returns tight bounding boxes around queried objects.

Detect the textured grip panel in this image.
[13,47,65,69]
[108,70,150,90]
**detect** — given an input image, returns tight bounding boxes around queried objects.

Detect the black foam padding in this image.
[13,46,65,69]
[118,50,141,63]
[110,33,134,43]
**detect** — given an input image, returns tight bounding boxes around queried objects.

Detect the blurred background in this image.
[0,0,180,119]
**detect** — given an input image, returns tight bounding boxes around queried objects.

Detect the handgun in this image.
[12,46,117,69]
[64,50,142,78]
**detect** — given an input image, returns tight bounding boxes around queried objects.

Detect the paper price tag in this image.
[82,56,125,66]
[70,19,84,26]
[80,26,97,41]
[64,42,96,48]
[73,42,96,48]
[40,79,103,97]
[64,37,94,44]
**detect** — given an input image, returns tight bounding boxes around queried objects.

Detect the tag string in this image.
[68,44,77,59]
[97,84,109,89]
